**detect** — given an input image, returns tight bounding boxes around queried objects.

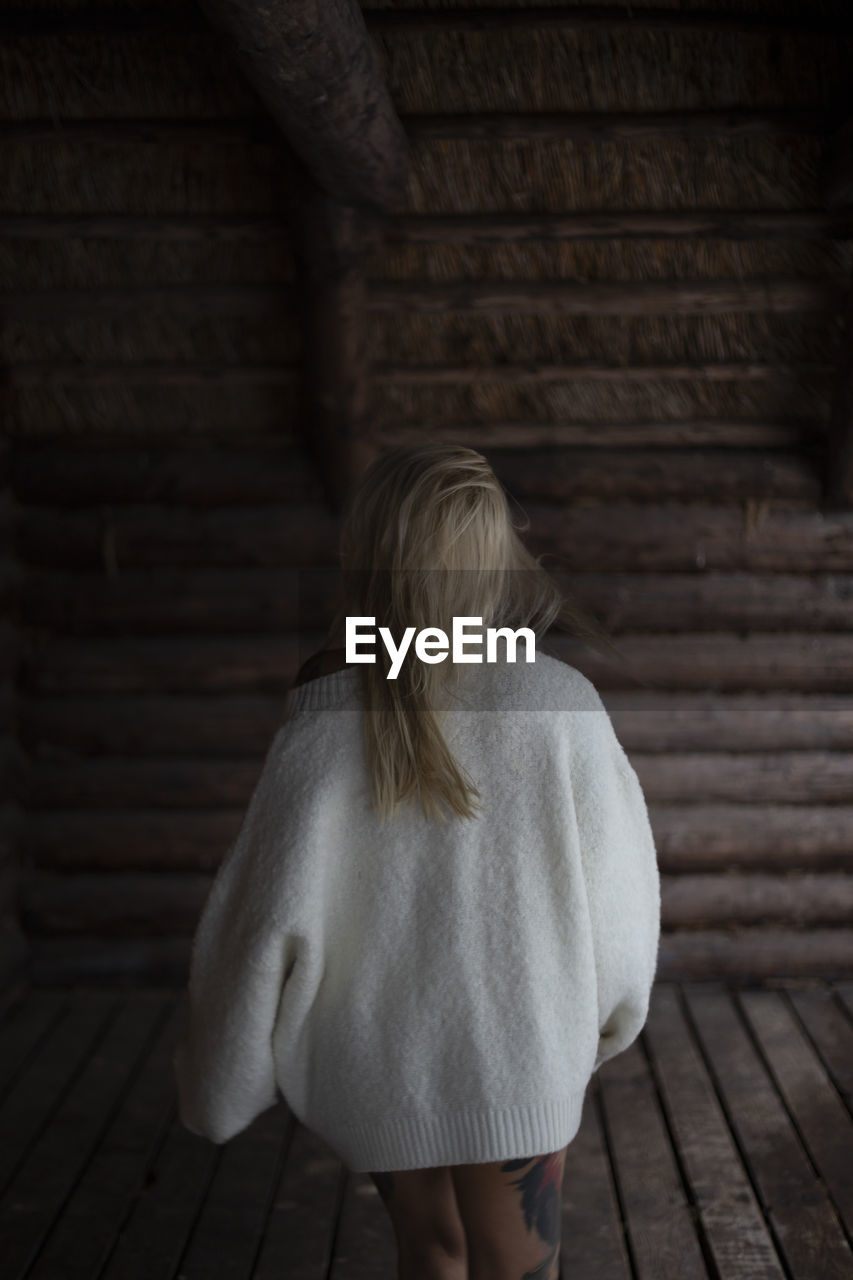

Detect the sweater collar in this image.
[285,666,364,714]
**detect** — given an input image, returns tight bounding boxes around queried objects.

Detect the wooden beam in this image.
[16,502,853,573]
[382,210,853,243]
[0,4,848,36]
[194,0,409,214]
[0,362,833,389]
[1,210,851,242]
[285,151,380,514]
[0,109,826,146]
[368,277,841,316]
[0,277,840,320]
[367,6,853,36]
[403,109,826,142]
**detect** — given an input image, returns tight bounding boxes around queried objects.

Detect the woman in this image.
[174,444,661,1280]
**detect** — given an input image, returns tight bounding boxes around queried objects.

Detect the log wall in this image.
[2,0,852,983]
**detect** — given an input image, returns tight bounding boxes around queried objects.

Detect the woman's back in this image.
[174,651,660,1175]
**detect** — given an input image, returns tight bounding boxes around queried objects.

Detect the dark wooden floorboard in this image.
[0,989,66,1103]
[644,984,785,1279]
[176,1102,290,1280]
[331,1169,398,1280]
[99,1114,219,1280]
[0,989,119,1198]
[0,982,850,1278]
[737,989,853,1242]
[0,991,168,1280]
[252,1121,344,1280]
[786,984,853,1117]
[598,1031,710,1279]
[27,997,179,1280]
[560,1088,632,1279]
[684,984,852,1280]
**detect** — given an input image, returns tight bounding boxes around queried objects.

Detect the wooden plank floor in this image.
[0,981,851,1279]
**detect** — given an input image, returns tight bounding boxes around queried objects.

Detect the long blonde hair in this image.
[316,443,622,825]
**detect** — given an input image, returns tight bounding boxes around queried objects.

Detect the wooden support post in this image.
[823,118,853,510]
[823,285,853,510]
[195,0,409,214]
[285,150,380,515]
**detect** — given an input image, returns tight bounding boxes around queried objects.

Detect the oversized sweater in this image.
[173,651,661,1172]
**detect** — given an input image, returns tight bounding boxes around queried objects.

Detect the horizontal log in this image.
[656,928,853,981]
[21,872,211,936]
[15,505,340,569]
[19,568,337,634]
[2,210,851,242]
[8,444,823,508]
[18,634,318,695]
[373,362,834,385]
[478,449,823,503]
[24,757,272,810]
[378,421,817,450]
[636,752,853,804]
[403,110,828,142]
[663,873,853,928]
[369,278,840,317]
[524,503,853,572]
[563,571,853,632]
[382,210,853,243]
[18,569,853,637]
[4,363,302,388]
[27,936,192,986]
[18,870,853,937]
[545,632,853,692]
[0,110,829,148]
[2,3,847,36]
[0,116,281,146]
[22,805,853,875]
[10,445,323,506]
[2,364,834,393]
[367,6,853,36]
[23,929,853,985]
[17,632,853,695]
[23,811,242,874]
[0,214,293,241]
[1,283,295,319]
[2,278,840,321]
[21,745,853,811]
[17,691,853,759]
[603,692,853,752]
[19,693,289,757]
[14,505,853,575]
[651,805,853,871]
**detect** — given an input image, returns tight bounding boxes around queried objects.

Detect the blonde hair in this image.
[316,443,623,825]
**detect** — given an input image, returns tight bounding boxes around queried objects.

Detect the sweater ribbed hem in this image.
[330,1093,588,1173]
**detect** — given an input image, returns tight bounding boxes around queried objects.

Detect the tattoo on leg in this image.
[369,1170,395,1203]
[521,1243,560,1280]
[500,1152,563,1248]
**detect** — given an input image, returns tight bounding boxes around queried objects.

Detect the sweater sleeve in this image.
[569,694,661,1073]
[172,731,292,1144]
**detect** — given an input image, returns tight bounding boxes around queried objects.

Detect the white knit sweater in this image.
[173,652,661,1172]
